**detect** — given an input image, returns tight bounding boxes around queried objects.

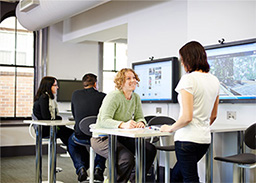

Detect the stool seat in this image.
[155,145,175,151]
[148,116,176,183]
[214,123,256,183]
[215,153,256,165]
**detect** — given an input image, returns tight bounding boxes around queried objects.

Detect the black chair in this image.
[145,115,159,143]
[214,123,256,183]
[77,116,98,183]
[148,116,176,183]
[145,115,156,123]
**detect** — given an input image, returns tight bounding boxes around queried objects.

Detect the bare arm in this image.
[210,95,219,125]
[160,90,193,132]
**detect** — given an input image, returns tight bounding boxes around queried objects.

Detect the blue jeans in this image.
[68,133,106,174]
[171,141,210,183]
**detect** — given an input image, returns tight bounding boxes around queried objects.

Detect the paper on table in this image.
[119,128,146,131]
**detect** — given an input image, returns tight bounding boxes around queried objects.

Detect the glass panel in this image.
[16,67,34,117]
[0,16,15,29]
[16,20,34,66]
[0,17,34,118]
[0,66,15,117]
[16,18,28,31]
[0,17,15,65]
[103,72,116,94]
[103,42,115,70]
[116,43,128,70]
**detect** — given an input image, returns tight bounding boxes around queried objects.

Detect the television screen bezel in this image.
[57,79,83,102]
[132,57,180,103]
[204,38,256,104]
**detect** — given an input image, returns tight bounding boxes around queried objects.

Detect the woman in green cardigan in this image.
[91,68,156,183]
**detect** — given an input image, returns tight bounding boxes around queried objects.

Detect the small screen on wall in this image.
[57,80,83,102]
[132,57,180,103]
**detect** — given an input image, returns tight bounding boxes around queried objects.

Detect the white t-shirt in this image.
[174,72,220,144]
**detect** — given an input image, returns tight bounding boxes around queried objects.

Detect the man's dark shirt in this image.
[71,87,106,139]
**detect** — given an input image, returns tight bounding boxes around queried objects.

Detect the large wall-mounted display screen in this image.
[57,80,83,102]
[205,38,256,103]
[132,57,180,103]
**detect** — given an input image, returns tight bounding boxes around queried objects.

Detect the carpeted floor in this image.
[0,154,79,183]
[0,154,158,183]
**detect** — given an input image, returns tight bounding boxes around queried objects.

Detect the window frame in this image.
[102,42,127,94]
[0,16,35,120]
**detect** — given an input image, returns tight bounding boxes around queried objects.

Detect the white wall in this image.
[187,1,256,44]
[48,22,99,80]
[0,126,35,146]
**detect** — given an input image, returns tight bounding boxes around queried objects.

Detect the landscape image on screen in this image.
[206,42,256,102]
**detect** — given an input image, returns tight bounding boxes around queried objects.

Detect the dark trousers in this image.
[68,133,106,174]
[91,136,156,183]
[56,126,74,146]
[40,125,73,146]
[171,141,210,183]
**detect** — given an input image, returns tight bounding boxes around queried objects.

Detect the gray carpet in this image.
[1,155,155,183]
[0,154,79,183]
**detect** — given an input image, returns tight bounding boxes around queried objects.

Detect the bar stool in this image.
[214,123,256,183]
[77,116,98,183]
[148,116,176,183]
[30,114,64,183]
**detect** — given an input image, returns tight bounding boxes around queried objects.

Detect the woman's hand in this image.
[135,121,145,128]
[119,120,137,129]
[160,124,173,132]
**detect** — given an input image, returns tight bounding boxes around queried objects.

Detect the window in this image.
[0,17,34,118]
[103,42,127,93]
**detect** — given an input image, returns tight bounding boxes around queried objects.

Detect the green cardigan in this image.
[95,90,146,132]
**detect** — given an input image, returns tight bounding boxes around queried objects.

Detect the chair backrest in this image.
[31,113,51,139]
[244,123,256,149]
[79,116,97,136]
[144,115,156,123]
[31,113,38,132]
[32,113,38,120]
[148,116,176,126]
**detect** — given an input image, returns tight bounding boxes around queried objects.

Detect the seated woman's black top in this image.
[33,94,73,145]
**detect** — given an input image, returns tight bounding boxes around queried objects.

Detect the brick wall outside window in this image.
[0,71,34,117]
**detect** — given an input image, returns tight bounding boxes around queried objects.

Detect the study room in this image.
[0,0,255,183]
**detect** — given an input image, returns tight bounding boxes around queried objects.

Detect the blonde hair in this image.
[114,68,140,90]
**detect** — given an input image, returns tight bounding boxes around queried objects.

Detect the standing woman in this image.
[160,41,220,182]
[33,76,73,146]
[91,68,156,183]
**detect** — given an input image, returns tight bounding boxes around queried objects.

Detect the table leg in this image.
[89,147,95,183]
[108,135,116,183]
[36,125,42,183]
[164,151,170,183]
[135,138,145,183]
[143,138,146,182]
[49,126,57,183]
[205,133,213,183]
[237,131,244,182]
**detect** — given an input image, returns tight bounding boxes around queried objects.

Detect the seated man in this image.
[68,73,106,182]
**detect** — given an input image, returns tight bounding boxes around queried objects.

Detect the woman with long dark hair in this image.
[33,76,73,145]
